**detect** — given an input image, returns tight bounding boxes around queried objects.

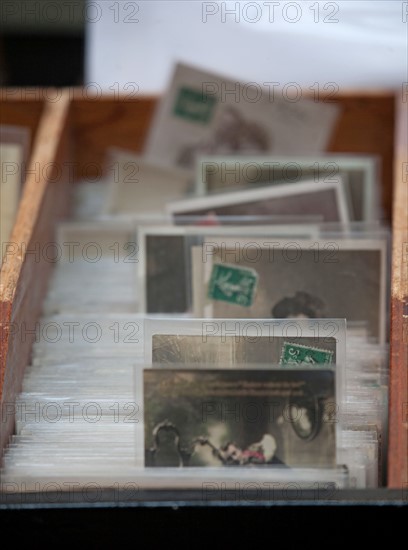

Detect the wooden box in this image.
[0,88,407,496]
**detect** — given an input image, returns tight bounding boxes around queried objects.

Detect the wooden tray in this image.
[0,88,406,489]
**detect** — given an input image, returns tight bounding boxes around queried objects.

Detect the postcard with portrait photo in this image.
[144,368,337,469]
[196,154,381,221]
[167,178,351,224]
[143,318,346,434]
[137,224,320,314]
[144,63,340,174]
[195,237,387,343]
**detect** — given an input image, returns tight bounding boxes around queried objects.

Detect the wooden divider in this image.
[388,96,408,487]
[0,91,72,452]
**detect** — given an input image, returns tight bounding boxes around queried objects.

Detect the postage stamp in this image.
[280,342,334,366]
[207,263,258,307]
[173,86,217,124]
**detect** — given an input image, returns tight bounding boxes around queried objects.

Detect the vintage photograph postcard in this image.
[196,154,380,221]
[144,63,340,173]
[195,237,387,343]
[137,225,320,314]
[144,368,336,468]
[103,148,191,215]
[144,318,346,368]
[150,334,337,367]
[167,179,350,224]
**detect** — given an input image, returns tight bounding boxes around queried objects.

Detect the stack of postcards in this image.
[1,63,390,495]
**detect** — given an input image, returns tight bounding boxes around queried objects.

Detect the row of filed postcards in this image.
[1,214,389,493]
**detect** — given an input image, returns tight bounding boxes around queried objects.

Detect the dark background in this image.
[1,504,407,545]
[0,34,84,86]
[0,0,84,86]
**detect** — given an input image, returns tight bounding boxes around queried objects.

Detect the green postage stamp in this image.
[173,86,217,124]
[280,342,333,366]
[207,263,258,307]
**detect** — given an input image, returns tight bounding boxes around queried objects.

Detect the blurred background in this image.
[0,0,84,86]
[0,0,406,89]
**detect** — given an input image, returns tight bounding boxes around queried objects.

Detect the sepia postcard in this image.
[144,318,346,369]
[196,154,381,221]
[144,63,340,174]
[137,224,320,314]
[194,237,387,343]
[167,178,351,224]
[144,368,336,468]
[150,334,337,367]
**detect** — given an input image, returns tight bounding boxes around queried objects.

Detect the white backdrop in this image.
[86,0,407,92]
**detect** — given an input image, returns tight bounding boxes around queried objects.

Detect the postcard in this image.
[194,237,387,343]
[149,333,337,367]
[167,179,351,224]
[144,368,336,468]
[144,318,345,368]
[144,63,340,173]
[196,154,381,221]
[137,224,320,314]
